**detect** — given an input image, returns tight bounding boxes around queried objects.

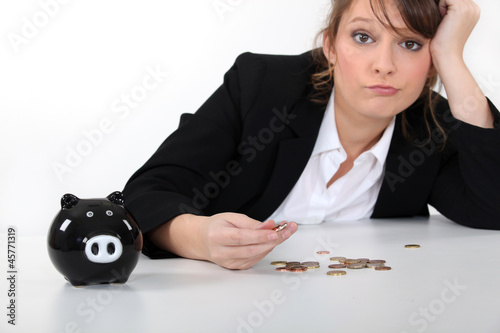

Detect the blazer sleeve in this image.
[122,53,267,257]
[429,98,500,229]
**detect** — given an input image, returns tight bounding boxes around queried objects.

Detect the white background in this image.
[1,0,499,237]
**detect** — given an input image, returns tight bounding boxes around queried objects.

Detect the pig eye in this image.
[106,210,113,216]
[86,211,94,218]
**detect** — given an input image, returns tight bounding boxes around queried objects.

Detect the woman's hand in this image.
[149,213,298,270]
[429,0,493,129]
[430,0,480,63]
[200,213,297,269]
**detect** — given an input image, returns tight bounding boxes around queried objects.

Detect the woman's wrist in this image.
[434,59,493,129]
[430,51,463,76]
[148,213,210,261]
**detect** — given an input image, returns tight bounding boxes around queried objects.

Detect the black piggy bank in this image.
[47,191,143,287]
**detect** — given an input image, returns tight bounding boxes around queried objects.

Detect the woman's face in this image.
[325,0,433,123]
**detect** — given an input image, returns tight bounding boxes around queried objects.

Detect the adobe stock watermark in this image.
[450,73,500,119]
[400,278,467,333]
[477,74,500,98]
[7,0,72,54]
[234,236,340,333]
[51,64,168,182]
[212,0,244,21]
[384,111,458,193]
[57,269,128,333]
[177,105,297,214]
[385,73,499,192]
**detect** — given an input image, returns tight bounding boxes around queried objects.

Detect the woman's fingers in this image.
[210,214,297,245]
[203,213,298,269]
[432,0,480,59]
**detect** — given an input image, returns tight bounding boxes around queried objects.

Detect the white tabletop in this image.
[2,215,500,333]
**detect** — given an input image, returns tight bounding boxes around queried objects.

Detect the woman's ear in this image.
[322,31,337,65]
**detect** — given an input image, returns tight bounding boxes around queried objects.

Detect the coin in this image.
[405,244,421,248]
[344,259,361,264]
[289,265,308,272]
[330,257,346,262]
[285,261,301,268]
[275,266,289,272]
[271,261,288,266]
[317,250,330,255]
[347,263,366,269]
[366,262,385,269]
[327,270,346,276]
[375,266,392,271]
[273,221,288,232]
[368,260,386,264]
[302,261,320,269]
[328,264,347,269]
[357,258,370,262]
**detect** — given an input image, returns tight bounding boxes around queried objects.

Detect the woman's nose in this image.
[372,42,397,76]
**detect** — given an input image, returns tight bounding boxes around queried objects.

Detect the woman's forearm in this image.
[433,56,494,128]
[148,214,209,261]
[430,0,493,129]
[146,212,297,269]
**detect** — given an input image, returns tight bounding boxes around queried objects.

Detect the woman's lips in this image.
[367,85,400,96]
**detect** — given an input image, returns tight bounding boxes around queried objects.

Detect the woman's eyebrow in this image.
[347,16,374,25]
[348,15,416,35]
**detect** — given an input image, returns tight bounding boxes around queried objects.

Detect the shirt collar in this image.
[311,90,396,165]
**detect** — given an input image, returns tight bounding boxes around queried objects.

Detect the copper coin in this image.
[317,250,330,255]
[327,270,346,276]
[405,244,421,248]
[330,256,346,262]
[347,263,366,269]
[328,264,347,269]
[302,261,320,269]
[271,261,288,266]
[368,260,386,264]
[275,266,289,272]
[375,266,392,271]
[289,265,308,272]
[273,221,289,232]
[357,258,370,262]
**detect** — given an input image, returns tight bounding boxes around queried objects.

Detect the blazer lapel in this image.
[245,96,326,220]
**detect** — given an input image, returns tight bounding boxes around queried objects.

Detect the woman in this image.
[123,0,500,269]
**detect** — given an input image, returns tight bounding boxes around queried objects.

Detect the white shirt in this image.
[267,92,396,224]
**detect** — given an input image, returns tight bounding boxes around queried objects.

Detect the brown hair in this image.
[311,0,444,146]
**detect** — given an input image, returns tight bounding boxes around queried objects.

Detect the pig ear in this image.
[61,194,79,209]
[107,191,124,205]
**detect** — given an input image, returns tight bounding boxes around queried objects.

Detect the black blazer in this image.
[123,51,500,257]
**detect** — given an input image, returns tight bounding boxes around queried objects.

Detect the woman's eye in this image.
[353,33,374,44]
[400,40,422,51]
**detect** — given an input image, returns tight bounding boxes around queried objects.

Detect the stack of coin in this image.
[271,256,392,276]
[327,257,391,274]
[271,261,321,272]
[271,244,421,276]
